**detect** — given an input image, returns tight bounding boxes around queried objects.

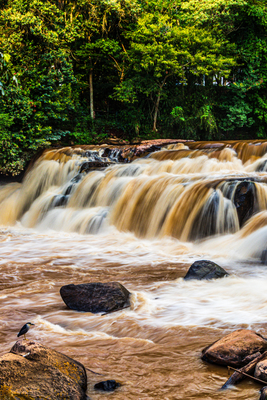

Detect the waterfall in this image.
[1,141,267,244]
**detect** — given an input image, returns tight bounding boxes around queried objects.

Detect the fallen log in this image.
[221,351,267,390]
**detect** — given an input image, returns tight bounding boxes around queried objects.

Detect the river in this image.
[1,140,267,399]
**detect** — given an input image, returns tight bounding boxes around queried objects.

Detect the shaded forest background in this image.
[0,0,266,174]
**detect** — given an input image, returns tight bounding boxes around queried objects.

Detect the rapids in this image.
[1,140,267,399]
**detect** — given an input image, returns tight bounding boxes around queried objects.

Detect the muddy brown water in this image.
[1,141,267,399]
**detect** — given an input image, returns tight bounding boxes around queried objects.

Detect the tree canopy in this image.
[0,0,266,173]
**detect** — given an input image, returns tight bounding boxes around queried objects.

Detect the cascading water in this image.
[1,140,267,399]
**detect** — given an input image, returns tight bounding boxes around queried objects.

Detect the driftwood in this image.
[221,351,267,389]
[227,366,267,385]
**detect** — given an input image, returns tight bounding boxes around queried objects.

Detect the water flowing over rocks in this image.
[202,329,267,368]
[184,260,229,280]
[3,140,267,399]
[0,340,87,399]
[60,282,131,313]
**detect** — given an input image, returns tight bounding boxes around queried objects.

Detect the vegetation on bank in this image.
[0,0,266,174]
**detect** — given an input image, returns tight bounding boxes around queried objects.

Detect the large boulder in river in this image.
[202,329,267,368]
[0,340,87,399]
[184,260,229,281]
[60,282,131,313]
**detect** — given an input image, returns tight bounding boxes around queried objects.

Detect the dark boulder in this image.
[234,181,255,227]
[184,260,229,281]
[60,282,131,313]
[202,329,267,368]
[94,380,121,392]
[0,340,87,399]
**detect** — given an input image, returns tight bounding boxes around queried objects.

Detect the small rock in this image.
[255,358,267,382]
[94,380,121,392]
[260,386,267,400]
[261,250,267,265]
[60,282,131,313]
[202,329,267,368]
[184,260,229,280]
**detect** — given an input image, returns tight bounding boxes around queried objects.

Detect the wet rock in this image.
[52,194,69,207]
[63,173,83,196]
[261,250,267,265]
[234,181,255,227]
[202,329,267,368]
[255,358,267,383]
[184,260,229,281]
[60,282,131,313]
[134,144,162,157]
[101,147,112,158]
[0,340,87,399]
[94,380,121,392]
[256,159,267,172]
[79,161,112,173]
[260,386,267,400]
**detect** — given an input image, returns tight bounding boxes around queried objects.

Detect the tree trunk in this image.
[153,92,161,132]
[153,75,168,132]
[89,69,95,120]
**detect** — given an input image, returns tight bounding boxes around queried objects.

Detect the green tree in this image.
[114,3,237,132]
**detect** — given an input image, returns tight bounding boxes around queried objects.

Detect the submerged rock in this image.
[94,380,121,392]
[184,260,229,281]
[60,282,131,313]
[0,340,87,399]
[202,329,267,368]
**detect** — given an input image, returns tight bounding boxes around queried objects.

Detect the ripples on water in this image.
[1,141,267,399]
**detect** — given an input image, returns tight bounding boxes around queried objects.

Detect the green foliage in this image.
[70,113,108,144]
[0,113,23,174]
[0,0,266,174]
